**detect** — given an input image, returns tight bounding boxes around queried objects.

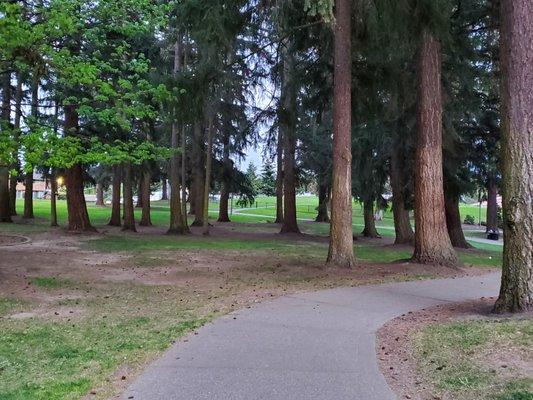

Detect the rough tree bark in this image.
[189,184,196,215]
[9,76,23,216]
[139,168,152,226]
[108,164,122,226]
[167,38,187,234]
[121,162,136,232]
[95,183,105,206]
[181,124,189,230]
[486,177,499,232]
[279,38,299,234]
[64,105,95,232]
[202,114,214,235]
[218,132,231,222]
[275,129,284,223]
[326,0,356,267]
[0,72,12,223]
[23,171,34,218]
[494,0,533,313]
[315,179,330,222]
[361,199,380,238]
[444,189,471,248]
[390,145,414,244]
[191,122,205,226]
[411,30,458,267]
[136,179,143,208]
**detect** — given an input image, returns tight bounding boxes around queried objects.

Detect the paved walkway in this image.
[122,272,501,400]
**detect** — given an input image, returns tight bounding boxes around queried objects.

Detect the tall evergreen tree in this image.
[494,0,532,313]
[327,0,355,267]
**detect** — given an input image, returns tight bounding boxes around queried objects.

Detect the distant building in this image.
[15,173,49,200]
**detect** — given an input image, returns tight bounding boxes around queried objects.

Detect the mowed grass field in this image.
[3,195,495,248]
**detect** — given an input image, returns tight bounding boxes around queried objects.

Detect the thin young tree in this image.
[109,164,122,226]
[202,112,214,235]
[0,72,13,223]
[279,36,300,234]
[24,75,40,219]
[9,76,23,216]
[390,141,414,244]
[121,161,136,232]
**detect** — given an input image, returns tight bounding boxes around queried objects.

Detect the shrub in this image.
[464,215,476,225]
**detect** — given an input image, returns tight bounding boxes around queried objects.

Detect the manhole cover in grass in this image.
[0,234,31,246]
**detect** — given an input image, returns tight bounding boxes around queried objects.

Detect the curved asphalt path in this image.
[122,272,501,400]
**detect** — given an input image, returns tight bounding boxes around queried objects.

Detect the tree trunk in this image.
[23,170,34,218]
[390,146,414,244]
[0,169,10,223]
[50,169,58,227]
[181,37,190,231]
[218,134,231,222]
[181,125,189,229]
[361,200,380,238]
[327,0,355,267]
[136,179,143,208]
[279,38,299,234]
[95,182,105,206]
[167,120,187,233]
[121,162,136,232]
[203,114,214,235]
[275,129,284,223]
[109,164,122,226]
[444,189,471,248]
[140,169,152,226]
[8,171,17,217]
[494,0,533,313]
[9,76,23,216]
[167,37,188,234]
[50,103,59,227]
[23,76,39,219]
[0,72,12,223]
[64,105,94,232]
[411,30,458,267]
[161,177,168,200]
[486,178,499,232]
[189,183,196,215]
[191,122,205,226]
[315,180,330,222]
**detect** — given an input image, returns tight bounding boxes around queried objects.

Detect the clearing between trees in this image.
[0,199,501,399]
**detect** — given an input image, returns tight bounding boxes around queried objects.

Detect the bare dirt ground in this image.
[377,299,533,400]
[0,226,490,310]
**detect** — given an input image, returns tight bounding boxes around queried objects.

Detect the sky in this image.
[237,144,264,172]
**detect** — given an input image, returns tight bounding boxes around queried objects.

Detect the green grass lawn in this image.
[4,197,498,250]
[414,318,533,400]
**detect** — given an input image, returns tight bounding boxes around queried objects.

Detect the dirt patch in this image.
[377,299,533,400]
[9,306,87,321]
[0,234,30,246]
